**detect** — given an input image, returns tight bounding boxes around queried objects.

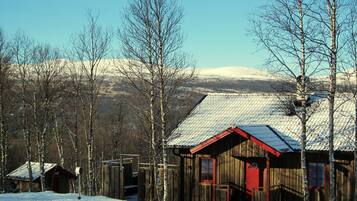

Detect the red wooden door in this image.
[245,161,260,200]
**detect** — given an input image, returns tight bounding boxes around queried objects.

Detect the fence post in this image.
[119,155,124,199]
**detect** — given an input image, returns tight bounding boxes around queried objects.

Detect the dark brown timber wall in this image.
[178,134,355,201]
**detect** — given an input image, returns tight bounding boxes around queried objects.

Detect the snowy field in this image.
[0,191,137,201]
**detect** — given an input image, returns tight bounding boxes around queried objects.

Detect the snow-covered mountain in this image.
[66,59,283,82]
[196,66,277,80]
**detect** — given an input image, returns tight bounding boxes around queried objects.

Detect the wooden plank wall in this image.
[138,163,178,201]
[101,163,125,199]
[335,160,353,201]
[182,155,192,201]
[179,134,355,201]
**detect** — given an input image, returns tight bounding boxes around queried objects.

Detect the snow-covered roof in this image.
[7,162,58,181]
[167,93,355,152]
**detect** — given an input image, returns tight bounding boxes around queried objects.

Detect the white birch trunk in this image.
[0,73,5,192]
[353,27,357,201]
[354,60,357,200]
[87,66,95,196]
[22,77,32,192]
[158,42,168,201]
[328,1,337,200]
[54,117,64,167]
[297,1,309,200]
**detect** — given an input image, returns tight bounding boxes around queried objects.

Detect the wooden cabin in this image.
[7,162,76,193]
[166,93,356,201]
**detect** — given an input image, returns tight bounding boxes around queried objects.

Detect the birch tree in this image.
[53,114,65,167]
[251,1,322,200]
[352,13,357,201]
[120,1,193,200]
[344,4,357,200]
[11,32,34,191]
[327,2,338,199]
[64,59,83,185]
[307,1,343,199]
[71,12,112,195]
[62,58,86,194]
[30,44,64,191]
[0,29,12,192]
[118,0,159,199]
[150,0,193,200]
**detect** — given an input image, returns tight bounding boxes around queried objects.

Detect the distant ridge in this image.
[196,66,278,80]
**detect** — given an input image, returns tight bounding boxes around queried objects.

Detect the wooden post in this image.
[179,156,184,201]
[119,155,124,199]
[213,158,217,201]
[265,155,270,201]
[190,155,195,201]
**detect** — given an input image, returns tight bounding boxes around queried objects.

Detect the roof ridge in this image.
[206,92,354,96]
[206,92,290,96]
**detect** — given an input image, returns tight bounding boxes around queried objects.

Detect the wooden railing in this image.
[252,185,305,201]
[252,187,265,201]
[200,184,307,201]
[199,183,247,201]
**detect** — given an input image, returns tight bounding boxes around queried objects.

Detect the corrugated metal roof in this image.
[167,93,354,152]
[7,162,58,181]
[238,125,299,152]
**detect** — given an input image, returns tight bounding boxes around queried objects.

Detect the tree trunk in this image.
[150,75,159,201]
[39,128,46,192]
[0,75,5,192]
[33,93,45,191]
[39,102,48,193]
[159,75,168,201]
[355,80,357,201]
[74,87,80,168]
[328,1,337,200]
[146,2,159,198]
[54,117,64,167]
[22,84,32,192]
[158,50,168,201]
[352,37,357,201]
[88,68,95,196]
[297,1,309,200]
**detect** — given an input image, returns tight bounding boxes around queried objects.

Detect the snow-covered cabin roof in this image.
[167,93,355,152]
[7,162,58,181]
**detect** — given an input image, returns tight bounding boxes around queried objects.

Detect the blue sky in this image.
[0,0,266,68]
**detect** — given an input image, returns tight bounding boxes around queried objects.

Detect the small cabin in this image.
[7,162,76,193]
[166,93,356,201]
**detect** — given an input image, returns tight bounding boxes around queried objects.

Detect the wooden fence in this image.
[138,163,179,201]
[101,156,139,199]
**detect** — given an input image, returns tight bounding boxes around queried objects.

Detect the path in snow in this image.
[0,191,137,201]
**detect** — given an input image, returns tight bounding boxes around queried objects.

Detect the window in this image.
[308,163,325,189]
[200,158,214,183]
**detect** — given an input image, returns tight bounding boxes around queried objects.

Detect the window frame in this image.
[199,157,216,184]
[308,162,326,190]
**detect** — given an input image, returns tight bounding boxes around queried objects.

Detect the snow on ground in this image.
[0,191,137,201]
